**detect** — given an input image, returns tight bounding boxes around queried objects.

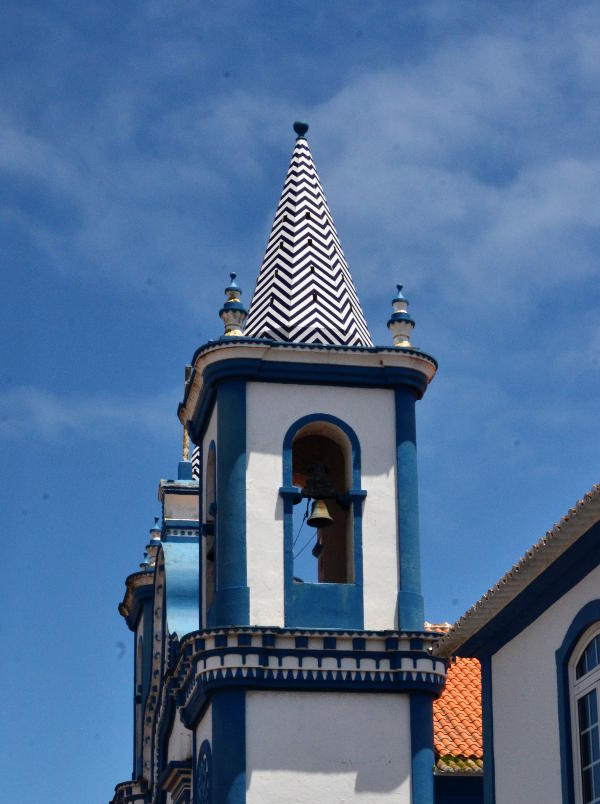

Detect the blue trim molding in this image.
[481,655,495,804]
[280,413,365,630]
[214,381,249,627]
[395,387,424,631]
[410,692,435,804]
[434,775,484,803]
[212,690,246,804]
[556,599,600,804]
[185,355,431,445]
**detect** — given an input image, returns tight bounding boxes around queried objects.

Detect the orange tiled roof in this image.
[426,622,483,774]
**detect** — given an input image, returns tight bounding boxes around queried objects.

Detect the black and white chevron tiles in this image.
[191,445,200,480]
[243,136,373,347]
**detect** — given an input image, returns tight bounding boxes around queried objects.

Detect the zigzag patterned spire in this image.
[243,123,373,346]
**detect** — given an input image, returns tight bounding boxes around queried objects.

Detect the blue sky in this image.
[1,1,599,800]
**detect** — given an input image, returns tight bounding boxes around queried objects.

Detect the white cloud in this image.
[302,19,600,313]
[3,3,600,333]
[0,386,181,441]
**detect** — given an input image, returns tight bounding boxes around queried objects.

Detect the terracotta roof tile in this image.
[426,623,483,774]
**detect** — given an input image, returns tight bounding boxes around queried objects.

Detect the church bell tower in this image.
[172,122,445,803]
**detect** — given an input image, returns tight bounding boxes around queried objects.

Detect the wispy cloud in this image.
[5,3,598,336]
[307,19,600,315]
[0,386,181,441]
[1,5,597,318]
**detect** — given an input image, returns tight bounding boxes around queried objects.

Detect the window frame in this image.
[570,623,600,804]
[556,600,600,804]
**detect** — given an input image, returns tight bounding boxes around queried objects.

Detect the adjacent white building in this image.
[436,484,600,804]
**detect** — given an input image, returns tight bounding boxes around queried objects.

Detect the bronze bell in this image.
[307,498,334,529]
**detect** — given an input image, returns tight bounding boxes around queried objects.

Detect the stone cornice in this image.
[118,570,154,631]
[178,339,437,438]
[153,627,447,731]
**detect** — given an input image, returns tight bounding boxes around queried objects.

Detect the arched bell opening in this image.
[291,422,353,584]
[281,413,365,629]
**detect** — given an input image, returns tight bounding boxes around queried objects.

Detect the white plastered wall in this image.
[201,403,218,495]
[167,709,192,763]
[492,563,600,803]
[194,703,213,754]
[246,382,398,630]
[163,491,199,521]
[245,691,411,802]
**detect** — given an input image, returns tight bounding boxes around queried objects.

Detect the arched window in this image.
[203,442,217,623]
[570,625,600,804]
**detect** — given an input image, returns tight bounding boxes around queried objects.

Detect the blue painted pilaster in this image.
[410,692,434,804]
[196,442,204,630]
[133,597,154,778]
[481,655,496,804]
[395,386,424,630]
[215,380,249,626]
[212,689,246,803]
[178,459,194,480]
[141,598,154,702]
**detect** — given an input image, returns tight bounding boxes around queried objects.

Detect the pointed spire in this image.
[387,284,415,348]
[243,123,373,347]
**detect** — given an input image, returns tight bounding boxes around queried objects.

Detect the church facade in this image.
[108,123,599,804]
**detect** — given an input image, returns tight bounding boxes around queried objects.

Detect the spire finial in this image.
[219,272,247,337]
[182,426,190,461]
[150,516,161,542]
[293,121,309,139]
[387,283,415,348]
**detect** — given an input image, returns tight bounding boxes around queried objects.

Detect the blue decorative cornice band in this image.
[169,627,446,728]
[184,355,431,444]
